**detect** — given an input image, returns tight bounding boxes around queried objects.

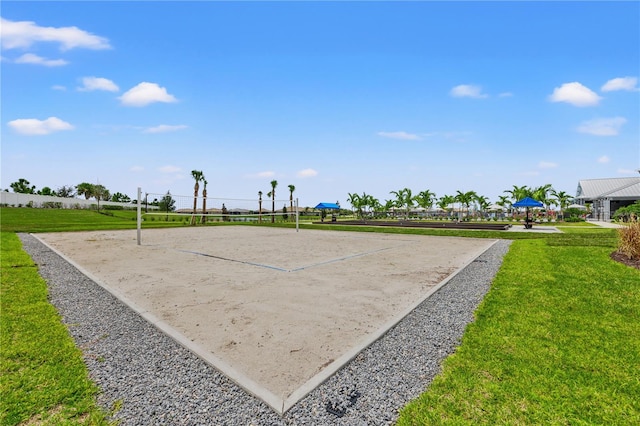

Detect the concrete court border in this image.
[32,231,498,415]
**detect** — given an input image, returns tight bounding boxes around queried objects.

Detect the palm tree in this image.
[270,180,278,223]
[258,191,263,222]
[390,188,414,219]
[415,190,436,218]
[191,170,204,225]
[347,192,363,219]
[437,195,456,219]
[496,195,511,218]
[532,184,554,216]
[200,178,208,224]
[76,182,95,200]
[288,184,295,222]
[455,190,477,221]
[475,194,490,220]
[504,185,531,205]
[552,189,572,220]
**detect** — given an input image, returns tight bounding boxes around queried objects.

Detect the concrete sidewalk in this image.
[588,220,624,229]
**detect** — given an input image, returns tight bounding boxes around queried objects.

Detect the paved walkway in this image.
[588,220,624,229]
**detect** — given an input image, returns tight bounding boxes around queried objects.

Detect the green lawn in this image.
[1,207,637,424]
[0,232,112,425]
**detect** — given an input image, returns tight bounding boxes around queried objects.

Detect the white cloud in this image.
[377,131,421,141]
[143,124,188,134]
[297,168,318,178]
[7,116,74,135]
[51,85,66,91]
[597,155,610,164]
[577,117,626,136]
[78,76,119,92]
[15,53,67,67]
[246,171,276,179]
[618,168,640,175]
[450,84,488,99]
[158,165,181,173]
[1,18,111,51]
[498,92,513,98]
[601,77,638,92]
[130,165,145,172]
[549,82,601,107]
[538,161,558,169]
[119,82,177,107]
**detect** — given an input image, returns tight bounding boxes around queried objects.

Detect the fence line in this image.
[0,192,144,209]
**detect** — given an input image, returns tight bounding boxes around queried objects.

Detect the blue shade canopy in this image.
[314,202,340,210]
[513,197,543,208]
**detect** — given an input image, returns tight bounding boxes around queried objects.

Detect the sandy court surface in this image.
[36,226,495,410]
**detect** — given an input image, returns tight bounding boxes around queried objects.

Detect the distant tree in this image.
[10,178,36,194]
[38,187,54,196]
[270,180,278,223]
[93,185,110,210]
[258,190,263,222]
[190,170,204,225]
[110,192,131,203]
[201,178,208,224]
[455,190,477,220]
[158,191,176,219]
[93,185,110,201]
[347,192,363,218]
[504,185,531,205]
[288,184,295,222]
[76,182,95,200]
[475,194,490,219]
[551,190,572,220]
[55,185,76,198]
[390,188,414,219]
[415,190,437,216]
[533,184,555,213]
[437,195,456,218]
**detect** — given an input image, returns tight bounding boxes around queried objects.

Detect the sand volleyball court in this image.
[36,226,495,413]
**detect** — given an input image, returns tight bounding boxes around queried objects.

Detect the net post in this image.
[137,187,142,245]
[295,198,299,232]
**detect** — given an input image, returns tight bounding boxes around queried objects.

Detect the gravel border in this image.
[19,233,511,425]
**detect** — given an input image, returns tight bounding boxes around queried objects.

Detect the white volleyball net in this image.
[135,188,299,244]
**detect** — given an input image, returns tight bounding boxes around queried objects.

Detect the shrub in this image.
[613,201,640,222]
[617,220,640,260]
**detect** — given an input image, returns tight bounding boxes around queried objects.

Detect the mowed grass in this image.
[397,238,640,425]
[1,207,638,424]
[0,232,111,425]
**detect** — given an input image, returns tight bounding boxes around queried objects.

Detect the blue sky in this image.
[2,1,639,208]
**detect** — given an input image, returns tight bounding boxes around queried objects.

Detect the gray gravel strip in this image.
[19,233,510,425]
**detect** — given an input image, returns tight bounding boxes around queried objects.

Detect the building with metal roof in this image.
[575,176,640,220]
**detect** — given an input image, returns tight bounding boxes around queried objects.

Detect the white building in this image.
[575,176,640,221]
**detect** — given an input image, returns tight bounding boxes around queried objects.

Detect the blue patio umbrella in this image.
[512,197,543,208]
[513,197,543,228]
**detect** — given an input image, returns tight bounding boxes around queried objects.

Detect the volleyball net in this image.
[135,188,299,244]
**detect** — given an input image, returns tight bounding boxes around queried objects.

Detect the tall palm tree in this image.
[504,185,531,205]
[288,184,295,222]
[455,190,477,220]
[270,180,278,223]
[390,188,414,219]
[552,189,572,220]
[496,195,511,217]
[415,190,436,218]
[437,195,456,219]
[200,178,208,224]
[76,182,95,200]
[347,192,363,218]
[258,190,263,223]
[533,184,554,214]
[475,194,490,220]
[191,170,203,225]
